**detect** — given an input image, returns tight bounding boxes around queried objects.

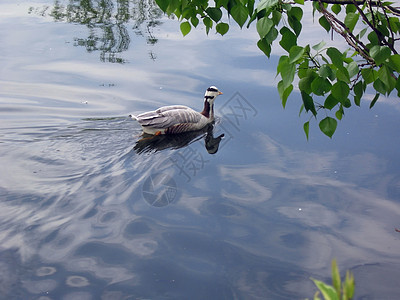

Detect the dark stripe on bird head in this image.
[204,95,215,101]
[207,87,218,92]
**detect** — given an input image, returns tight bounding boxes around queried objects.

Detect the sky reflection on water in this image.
[1,1,400,299]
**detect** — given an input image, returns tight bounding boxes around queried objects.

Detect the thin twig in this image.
[378,0,398,54]
[352,0,398,54]
[317,0,374,64]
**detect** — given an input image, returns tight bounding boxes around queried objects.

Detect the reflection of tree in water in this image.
[29,0,163,63]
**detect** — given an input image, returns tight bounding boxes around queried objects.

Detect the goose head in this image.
[201,86,222,119]
[204,86,223,106]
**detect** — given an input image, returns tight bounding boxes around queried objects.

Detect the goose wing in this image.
[137,105,202,129]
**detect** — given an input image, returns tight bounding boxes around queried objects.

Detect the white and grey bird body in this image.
[131,86,222,135]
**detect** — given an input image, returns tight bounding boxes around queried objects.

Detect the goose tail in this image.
[129,114,138,121]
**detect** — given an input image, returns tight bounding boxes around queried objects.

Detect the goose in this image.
[131,86,223,135]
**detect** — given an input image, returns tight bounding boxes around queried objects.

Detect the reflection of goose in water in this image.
[130,86,223,135]
[134,123,224,154]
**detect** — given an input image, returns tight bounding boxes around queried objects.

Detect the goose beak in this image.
[218,91,223,95]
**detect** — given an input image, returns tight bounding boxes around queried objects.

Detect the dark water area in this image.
[1,1,400,299]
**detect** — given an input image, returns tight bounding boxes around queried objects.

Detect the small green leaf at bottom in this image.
[331,259,341,296]
[369,93,380,108]
[216,22,229,35]
[304,121,310,140]
[180,21,191,36]
[311,278,339,300]
[257,38,271,57]
[319,117,337,138]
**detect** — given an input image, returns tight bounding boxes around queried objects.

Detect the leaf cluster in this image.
[311,259,355,300]
[155,0,400,138]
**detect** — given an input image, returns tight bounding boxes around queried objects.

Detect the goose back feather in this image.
[132,86,222,135]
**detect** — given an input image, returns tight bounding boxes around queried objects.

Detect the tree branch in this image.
[316,0,375,64]
[304,0,400,17]
[351,0,398,54]
[378,0,398,53]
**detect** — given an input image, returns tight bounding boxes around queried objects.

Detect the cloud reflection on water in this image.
[0,109,399,298]
[213,133,400,278]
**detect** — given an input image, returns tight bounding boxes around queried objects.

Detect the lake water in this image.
[1,1,400,299]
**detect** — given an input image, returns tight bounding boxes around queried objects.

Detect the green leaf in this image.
[272,10,281,25]
[288,6,303,21]
[231,3,248,28]
[288,17,302,37]
[216,0,229,10]
[180,21,191,36]
[277,55,288,75]
[155,0,169,12]
[331,80,350,101]
[388,54,400,72]
[256,16,274,39]
[324,94,339,109]
[203,17,212,35]
[367,31,379,46]
[370,45,391,65]
[304,121,310,140]
[298,61,309,78]
[257,38,271,57]
[265,27,278,44]
[277,56,296,89]
[319,15,331,32]
[369,93,379,108]
[288,7,303,36]
[332,4,341,14]
[257,0,279,12]
[344,271,355,299]
[311,278,339,300]
[378,65,396,94]
[299,104,304,116]
[344,12,359,32]
[165,0,180,15]
[389,16,400,33]
[327,47,344,68]
[331,259,341,296]
[312,41,326,52]
[318,64,333,79]
[247,0,255,16]
[279,27,297,53]
[336,105,344,120]
[182,7,195,19]
[354,81,363,106]
[396,76,400,97]
[301,91,317,116]
[361,68,377,84]
[311,76,332,96]
[190,16,199,27]
[358,27,367,39]
[343,98,351,108]
[373,78,387,95]
[319,117,338,138]
[346,61,359,78]
[346,4,357,13]
[289,46,305,64]
[336,66,350,84]
[299,71,318,94]
[206,7,222,22]
[216,22,229,36]
[278,81,293,108]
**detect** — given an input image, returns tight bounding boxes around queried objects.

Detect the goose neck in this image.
[201,99,214,119]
